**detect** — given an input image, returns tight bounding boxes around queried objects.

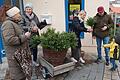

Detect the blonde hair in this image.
[79,10,86,15]
[78,10,86,20]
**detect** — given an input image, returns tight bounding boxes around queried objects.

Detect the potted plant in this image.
[86,17,95,27]
[30,28,77,66]
[86,17,95,44]
[30,35,41,48]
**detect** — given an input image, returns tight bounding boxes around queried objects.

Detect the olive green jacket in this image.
[93,12,114,38]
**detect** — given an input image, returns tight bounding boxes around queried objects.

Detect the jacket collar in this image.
[6,17,18,23]
[78,16,84,23]
[96,12,107,17]
[24,12,35,21]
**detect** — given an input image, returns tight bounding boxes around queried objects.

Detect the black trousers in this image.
[71,47,80,61]
[31,47,37,62]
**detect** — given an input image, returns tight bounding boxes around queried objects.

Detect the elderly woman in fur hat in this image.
[1,6,32,80]
[20,3,47,66]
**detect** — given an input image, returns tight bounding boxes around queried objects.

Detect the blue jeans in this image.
[96,36,109,62]
[110,58,117,69]
[31,47,37,62]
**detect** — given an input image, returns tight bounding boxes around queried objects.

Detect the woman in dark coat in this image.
[72,10,92,63]
[20,3,47,66]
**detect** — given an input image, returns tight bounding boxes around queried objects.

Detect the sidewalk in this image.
[0,57,8,80]
[103,61,120,80]
[1,46,120,80]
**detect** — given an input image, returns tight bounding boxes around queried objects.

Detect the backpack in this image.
[113,46,120,60]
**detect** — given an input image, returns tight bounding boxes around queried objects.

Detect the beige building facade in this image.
[23,0,109,31]
[23,0,110,46]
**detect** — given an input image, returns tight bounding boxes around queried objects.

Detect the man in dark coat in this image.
[93,6,114,65]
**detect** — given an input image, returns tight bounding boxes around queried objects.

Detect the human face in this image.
[25,7,33,15]
[12,13,22,22]
[98,11,104,16]
[82,13,86,19]
[79,12,86,20]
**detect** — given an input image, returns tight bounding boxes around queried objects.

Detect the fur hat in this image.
[6,6,20,17]
[24,3,33,9]
[97,6,104,13]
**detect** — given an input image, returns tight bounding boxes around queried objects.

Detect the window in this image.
[68,0,81,20]
[4,0,24,14]
[4,0,21,8]
[69,0,81,4]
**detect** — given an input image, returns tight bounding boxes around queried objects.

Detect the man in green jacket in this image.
[93,6,113,65]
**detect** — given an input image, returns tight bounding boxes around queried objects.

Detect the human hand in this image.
[87,28,93,32]
[101,26,107,31]
[32,26,38,32]
[25,32,31,38]
[92,36,96,39]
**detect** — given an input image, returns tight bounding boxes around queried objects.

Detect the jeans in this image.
[96,36,109,62]
[110,58,117,69]
[31,47,37,62]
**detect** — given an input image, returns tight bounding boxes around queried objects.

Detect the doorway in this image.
[65,0,84,32]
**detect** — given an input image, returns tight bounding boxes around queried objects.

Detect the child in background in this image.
[103,38,119,71]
